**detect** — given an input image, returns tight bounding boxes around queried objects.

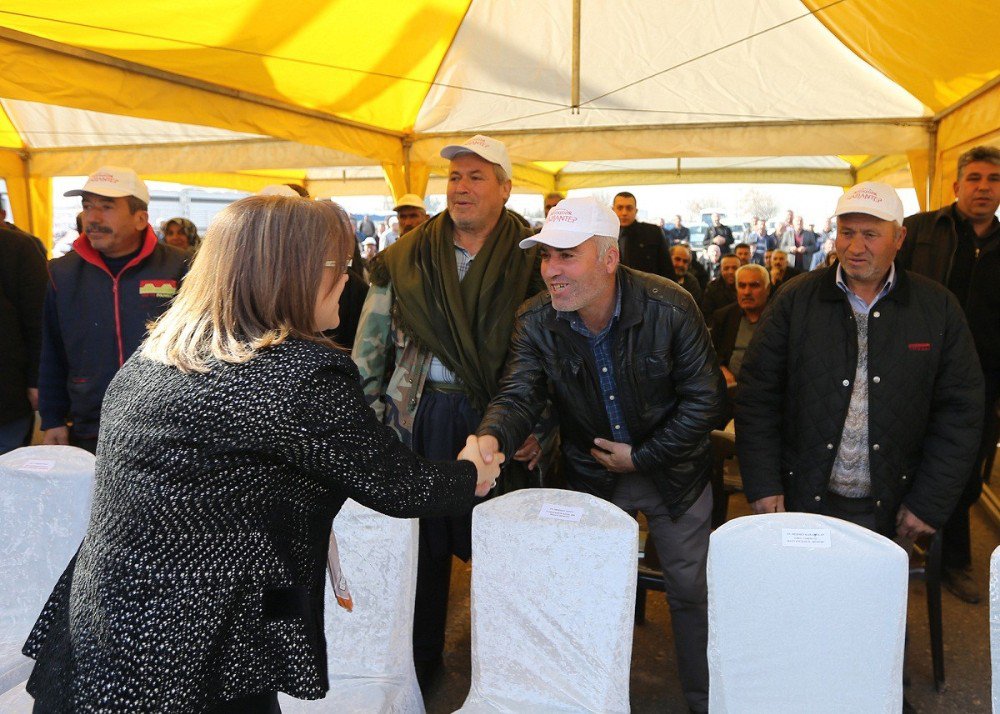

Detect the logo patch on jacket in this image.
[139,280,178,298]
[908,342,931,351]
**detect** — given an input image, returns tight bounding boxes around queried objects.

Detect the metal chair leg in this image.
[925,530,945,692]
[634,584,647,625]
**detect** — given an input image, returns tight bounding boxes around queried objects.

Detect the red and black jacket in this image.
[39,226,188,437]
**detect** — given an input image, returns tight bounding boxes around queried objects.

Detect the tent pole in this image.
[403,140,412,194]
[571,0,581,114]
[926,125,938,210]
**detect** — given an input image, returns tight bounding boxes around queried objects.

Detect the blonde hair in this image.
[142,195,354,373]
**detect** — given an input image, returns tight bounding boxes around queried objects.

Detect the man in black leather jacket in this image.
[898,145,1000,604]
[477,197,726,714]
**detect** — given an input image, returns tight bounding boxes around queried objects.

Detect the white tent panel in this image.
[415,0,927,135]
[1,99,265,149]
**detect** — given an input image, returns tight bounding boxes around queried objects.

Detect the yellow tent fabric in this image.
[0,1,998,246]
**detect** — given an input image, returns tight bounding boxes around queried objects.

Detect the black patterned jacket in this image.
[24,338,476,712]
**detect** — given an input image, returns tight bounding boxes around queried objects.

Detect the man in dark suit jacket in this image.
[779,216,819,271]
[613,191,676,280]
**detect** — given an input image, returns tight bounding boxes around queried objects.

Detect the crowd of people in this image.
[1,137,997,712]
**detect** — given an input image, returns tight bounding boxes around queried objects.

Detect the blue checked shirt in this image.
[557,286,632,443]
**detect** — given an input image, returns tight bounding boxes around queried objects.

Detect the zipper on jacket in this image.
[112,278,125,367]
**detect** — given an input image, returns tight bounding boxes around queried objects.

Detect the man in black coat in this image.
[670,243,702,303]
[707,213,734,255]
[736,182,983,542]
[612,191,675,281]
[0,225,47,453]
[898,145,1000,603]
[711,263,770,388]
[477,197,726,714]
[700,254,740,323]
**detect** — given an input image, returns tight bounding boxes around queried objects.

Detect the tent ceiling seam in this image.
[934,74,1000,122]
[29,137,297,155]
[416,116,934,141]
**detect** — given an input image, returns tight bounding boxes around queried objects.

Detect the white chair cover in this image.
[0,681,33,713]
[991,544,1000,713]
[457,488,638,713]
[0,446,95,695]
[707,513,908,714]
[279,499,423,713]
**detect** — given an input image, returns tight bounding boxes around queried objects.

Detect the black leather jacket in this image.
[479,267,727,517]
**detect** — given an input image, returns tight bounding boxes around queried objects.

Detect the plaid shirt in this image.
[558,286,631,443]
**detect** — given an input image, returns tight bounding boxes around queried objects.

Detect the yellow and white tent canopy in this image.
[0,0,998,240]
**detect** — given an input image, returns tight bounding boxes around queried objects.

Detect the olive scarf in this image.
[376,209,540,412]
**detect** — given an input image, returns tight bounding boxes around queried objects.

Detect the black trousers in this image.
[410,388,481,663]
[69,431,98,455]
[942,373,998,570]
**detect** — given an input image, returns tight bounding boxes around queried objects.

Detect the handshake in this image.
[457,434,507,497]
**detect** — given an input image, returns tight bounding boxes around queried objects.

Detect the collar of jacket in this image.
[541,266,645,336]
[72,225,159,277]
[817,261,911,306]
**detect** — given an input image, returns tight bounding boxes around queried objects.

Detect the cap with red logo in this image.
[835,181,904,224]
[519,197,620,249]
[440,134,513,179]
[64,166,150,205]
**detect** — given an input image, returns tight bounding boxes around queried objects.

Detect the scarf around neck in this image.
[376,209,540,411]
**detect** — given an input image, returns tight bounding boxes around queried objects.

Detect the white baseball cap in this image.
[440,134,513,179]
[65,166,150,205]
[393,193,426,212]
[835,181,904,224]
[519,197,620,249]
[361,237,377,247]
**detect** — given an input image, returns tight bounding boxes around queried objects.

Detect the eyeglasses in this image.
[324,258,352,273]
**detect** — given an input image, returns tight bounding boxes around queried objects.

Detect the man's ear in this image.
[605,245,620,274]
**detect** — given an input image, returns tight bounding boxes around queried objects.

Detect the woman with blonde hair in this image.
[22,195,502,713]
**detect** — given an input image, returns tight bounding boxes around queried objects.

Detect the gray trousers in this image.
[613,477,712,713]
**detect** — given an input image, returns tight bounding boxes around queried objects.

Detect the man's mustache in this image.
[88,225,112,234]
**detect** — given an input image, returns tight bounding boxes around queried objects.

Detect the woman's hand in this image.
[458,435,505,496]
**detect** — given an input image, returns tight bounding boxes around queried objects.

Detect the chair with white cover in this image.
[707,512,908,714]
[991,544,1000,713]
[279,499,423,713]
[0,446,96,710]
[456,488,638,713]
